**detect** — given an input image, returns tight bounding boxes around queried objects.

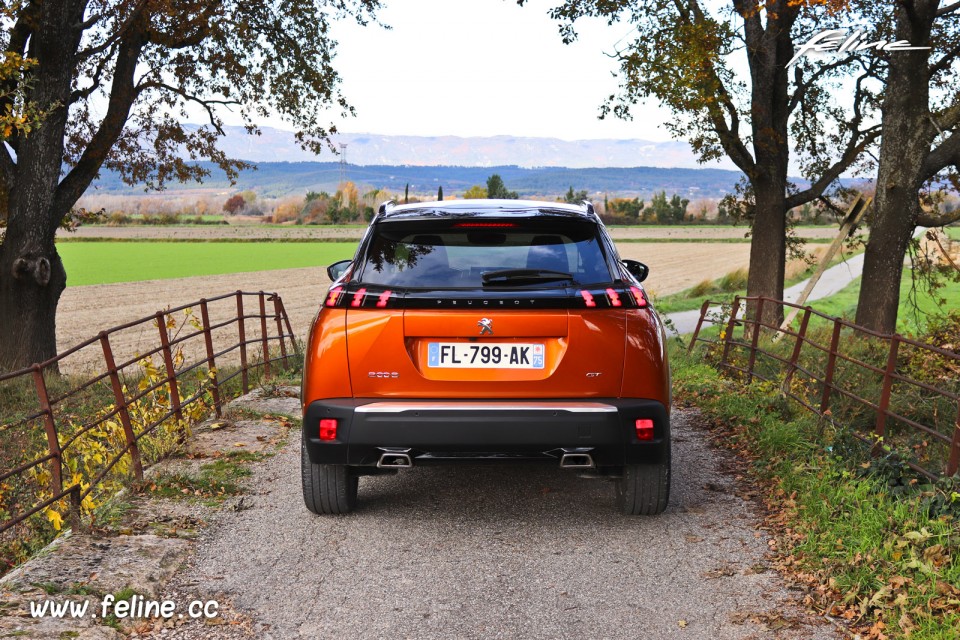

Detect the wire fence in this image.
[688,296,960,480]
[0,291,299,541]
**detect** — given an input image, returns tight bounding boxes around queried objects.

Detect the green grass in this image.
[803,270,960,335]
[672,347,960,639]
[946,226,960,240]
[654,249,864,315]
[57,241,357,286]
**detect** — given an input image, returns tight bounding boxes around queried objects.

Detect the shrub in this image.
[718,267,748,292]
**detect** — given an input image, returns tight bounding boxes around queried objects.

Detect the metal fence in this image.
[0,291,298,537]
[688,296,960,480]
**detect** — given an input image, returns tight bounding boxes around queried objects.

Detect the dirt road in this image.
[150,405,837,639]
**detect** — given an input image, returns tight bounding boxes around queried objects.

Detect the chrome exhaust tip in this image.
[560,453,595,469]
[377,451,413,468]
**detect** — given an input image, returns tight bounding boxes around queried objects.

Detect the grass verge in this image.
[654,248,864,315]
[672,346,960,639]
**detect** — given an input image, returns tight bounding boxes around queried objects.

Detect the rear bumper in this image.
[303,398,669,467]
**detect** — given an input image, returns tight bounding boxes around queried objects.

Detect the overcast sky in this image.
[248,0,677,142]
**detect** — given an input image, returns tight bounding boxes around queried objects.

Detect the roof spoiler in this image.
[580,200,596,215]
[375,200,396,221]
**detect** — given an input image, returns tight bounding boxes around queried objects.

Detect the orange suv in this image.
[301,200,671,515]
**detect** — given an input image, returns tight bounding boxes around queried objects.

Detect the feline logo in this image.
[788,29,930,68]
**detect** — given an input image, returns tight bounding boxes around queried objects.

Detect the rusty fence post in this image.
[687,300,712,355]
[720,296,741,370]
[259,291,271,379]
[99,333,144,481]
[820,319,843,416]
[782,307,811,391]
[32,365,63,499]
[874,334,901,457]
[277,296,299,356]
[271,294,289,366]
[156,312,184,425]
[746,297,765,384]
[199,299,223,418]
[236,291,249,393]
[947,402,960,477]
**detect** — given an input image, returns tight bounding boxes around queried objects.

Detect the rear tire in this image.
[615,458,670,516]
[301,439,358,514]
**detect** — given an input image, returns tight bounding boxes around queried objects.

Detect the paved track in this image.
[154,409,837,640]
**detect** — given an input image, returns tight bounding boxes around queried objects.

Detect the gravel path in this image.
[149,409,837,640]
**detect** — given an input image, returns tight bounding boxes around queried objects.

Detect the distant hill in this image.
[183,125,736,171]
[90,161,748,199]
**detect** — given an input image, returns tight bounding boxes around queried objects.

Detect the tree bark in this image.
[0,0,83,372]
[855,1,938,334]
[748,181,788,327]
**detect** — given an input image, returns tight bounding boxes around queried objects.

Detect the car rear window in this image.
[357,219,613,288]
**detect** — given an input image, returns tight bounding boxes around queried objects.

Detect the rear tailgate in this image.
[343,287,629,398]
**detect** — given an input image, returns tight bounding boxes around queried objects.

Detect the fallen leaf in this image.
[678,620,688,628]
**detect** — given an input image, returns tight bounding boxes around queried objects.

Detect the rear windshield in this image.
[357,219,614,288]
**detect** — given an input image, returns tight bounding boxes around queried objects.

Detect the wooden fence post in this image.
[32,365,63,499]
[820,319,843,416]
[99,333,144,481]
[236,291,249,393]
[259,292,271,379]
[199,299,223,418]
[874,335,901,457]
[156,312,184,425]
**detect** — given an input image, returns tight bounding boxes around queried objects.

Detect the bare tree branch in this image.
[786,125,881,209]
[921,130,960,182]
[936,1,960,17]
[917,208,960,226]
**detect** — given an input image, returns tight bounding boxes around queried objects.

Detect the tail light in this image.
[324,286,395,308]
[630,287,649,308]
[325,286,344,307]
[319,419,338,441]
[635,419,654,441]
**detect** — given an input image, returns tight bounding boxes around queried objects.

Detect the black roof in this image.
[377,199,597,222]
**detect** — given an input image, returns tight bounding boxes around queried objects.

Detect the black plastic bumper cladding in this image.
[303,398,669,467]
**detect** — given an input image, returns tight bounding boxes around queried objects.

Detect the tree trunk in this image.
[0,241,67,372]
[747,181,788,329]
[0,0,82,373]
[854,2,936,334]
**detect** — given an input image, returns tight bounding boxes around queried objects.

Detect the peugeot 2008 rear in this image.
[301,200,671,515]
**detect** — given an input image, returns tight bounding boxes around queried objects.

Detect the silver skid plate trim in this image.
[355,401,617,414]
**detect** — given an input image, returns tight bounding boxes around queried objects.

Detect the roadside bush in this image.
[107,211,129,225]
[718,267,748,292]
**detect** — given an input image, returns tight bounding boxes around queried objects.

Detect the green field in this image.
[947,226,960,240]
[58,242,358,286]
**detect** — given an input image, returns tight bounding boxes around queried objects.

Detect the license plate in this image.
[427,342,545,369]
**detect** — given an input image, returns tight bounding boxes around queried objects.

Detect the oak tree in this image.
[854,0,960,333]
[525,0,881,325]
[0,0,380,371]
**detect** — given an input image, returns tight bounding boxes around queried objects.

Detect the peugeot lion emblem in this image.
[478,318,494,335]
